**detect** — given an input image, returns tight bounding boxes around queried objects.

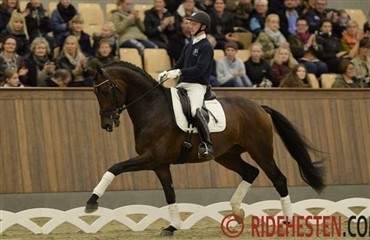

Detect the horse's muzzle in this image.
[102,117,120,132]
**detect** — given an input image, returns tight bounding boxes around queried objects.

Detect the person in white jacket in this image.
[216,41,252,87]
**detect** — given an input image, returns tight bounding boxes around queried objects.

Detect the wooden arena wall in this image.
[0,89,369,194]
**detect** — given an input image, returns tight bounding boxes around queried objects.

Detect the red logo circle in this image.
[220,213,245,238]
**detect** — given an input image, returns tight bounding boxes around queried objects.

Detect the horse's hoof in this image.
[85,202,98,213]
[234,209,245,224]
[160,225,177,237]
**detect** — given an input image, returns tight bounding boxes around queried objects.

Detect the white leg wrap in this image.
[280,195,293,221]
[93,172,115,197]
[168,203,182,229]
[230,181,251,212]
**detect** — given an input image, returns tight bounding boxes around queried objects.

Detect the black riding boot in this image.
[193,108,214,160]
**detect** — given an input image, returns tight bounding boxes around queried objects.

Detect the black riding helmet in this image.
[186,11,211,30]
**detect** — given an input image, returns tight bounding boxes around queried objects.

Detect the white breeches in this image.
[177,82,207,116]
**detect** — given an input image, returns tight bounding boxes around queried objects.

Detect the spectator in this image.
[227,0,253,30]
[276,0,301,38]
[279,63,311,87]
[1,69,24,87]
[55,35,91,87]
[216,41,252,87]
[197,0,214,13]
[316,19,348,73]
[92,22,118,57]
[44,69,71,87]
[110,0,157,56]
[340,20,365,59]
[59,15,93,57]
[333,9,350,38]
[244,42,273,87]
[351,39,370,87]
[0,11,30,56]
[50,0,78,47]
[331,59,362,88]
[0,0,21,32]
[88,38,118,70]
[208,0,243,49]
[249,0,269,39]
[288,17,328,77]
[304,0,331,33]
[364,9,370,35]
[176,0,198,17]
[23,0,54,50]
[144,0,176,49]
[24,37,55,86]
[0,36,28,85]
[168,16,192,61]
[256,13,287,63]
[271,45,297,86]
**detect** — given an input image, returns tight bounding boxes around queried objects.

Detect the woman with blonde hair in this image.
[256,13,288,63]
[0,11,30,56]
[0,0,21,32]
[340,20,365,59]
[271,46,297,86]
[55,35,91,87]
[92,21,118,57]
[24,37,56,86]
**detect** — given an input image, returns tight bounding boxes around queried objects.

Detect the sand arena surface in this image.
[1,210,368,240]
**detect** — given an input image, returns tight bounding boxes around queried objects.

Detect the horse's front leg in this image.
[85,152,155,213]
[154,165,181,237]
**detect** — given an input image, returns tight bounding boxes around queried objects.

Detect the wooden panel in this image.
[0,88,369,194]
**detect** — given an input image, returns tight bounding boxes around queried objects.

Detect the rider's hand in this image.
[158,71,168,83]
[166,69,181,79]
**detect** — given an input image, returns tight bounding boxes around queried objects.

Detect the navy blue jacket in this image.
[173,38,214,85]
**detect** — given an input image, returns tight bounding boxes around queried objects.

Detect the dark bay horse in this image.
[85,61,325,236]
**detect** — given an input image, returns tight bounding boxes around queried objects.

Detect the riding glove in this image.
[158,71,168,83]
[166,69,181,79]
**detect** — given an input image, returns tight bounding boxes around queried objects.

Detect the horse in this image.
[85,61,325,236]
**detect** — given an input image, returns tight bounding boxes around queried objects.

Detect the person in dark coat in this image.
[0,0,21,32]
[168,16,192,61]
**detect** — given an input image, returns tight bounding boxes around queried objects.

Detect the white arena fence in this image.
[1,198,369,234]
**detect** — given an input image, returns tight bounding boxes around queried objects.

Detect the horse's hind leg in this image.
[215,147,260,220]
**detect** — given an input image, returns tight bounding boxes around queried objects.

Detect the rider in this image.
[158,11,214,160]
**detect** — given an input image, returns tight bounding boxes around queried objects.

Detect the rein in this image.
[94,68,167,118]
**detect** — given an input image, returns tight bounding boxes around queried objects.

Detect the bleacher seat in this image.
[143,49,172,83]
[106,3,117,19]
[49,2,58,13]
[307,73,320,88]
[236,32,253,50]
[19,1,27,11]
[213,49,224,61]
[133,4,153,21]
[321,74,337,88]
[77,3,104,36]
[345,9,367,30]
[120,48,143,69]
[236,49,250,62]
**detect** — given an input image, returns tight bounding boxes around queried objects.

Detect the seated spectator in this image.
[340,20,365,59]
[288,17,328,77]
[271,46,297,86]
[279,63,311,87]
[216,41,252,87]
[256,13,288,63]
[351,39,370,87]
[304,0,331,33]
[276,0,302,38]
[332,9,350,38]
[176,0,198,17]
[227,0,253,30]
[55,35,91,87]
[316,19,349,73]
[1,69,24,87]
[249,0,268,39]
[0,0,21,32]
[168,16,192,62]
[24,37,55,86]
[0,36,28,85]
[110,0,157,55]
[88,38,119,70]
[23,0,54,51]
[92,22,118,57]
[44,69,71,87]
[244,42,273,87]
[144,0,176,49]
[50,0,78,47]
[197,0,214,14]
[59,15,93,57]
[209,0,243,49]
[0,11,30,56]
[331,59,362,88]
[301,0,314,15]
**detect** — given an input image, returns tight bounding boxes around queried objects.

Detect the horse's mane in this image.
[103,61,158,85]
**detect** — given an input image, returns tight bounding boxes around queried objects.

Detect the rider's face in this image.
[189,21,202,36]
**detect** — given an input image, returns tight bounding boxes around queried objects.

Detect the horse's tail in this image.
[261,105,326,193]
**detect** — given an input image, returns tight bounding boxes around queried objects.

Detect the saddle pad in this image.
[170,88,226,133]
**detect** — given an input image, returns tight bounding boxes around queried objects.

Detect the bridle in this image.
[94,67,166,119]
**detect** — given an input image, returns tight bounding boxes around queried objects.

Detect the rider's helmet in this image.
[186,11,211,30]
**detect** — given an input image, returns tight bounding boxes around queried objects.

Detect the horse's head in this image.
[93,67,127,132]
